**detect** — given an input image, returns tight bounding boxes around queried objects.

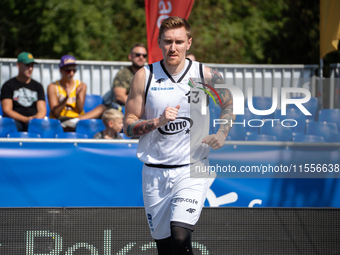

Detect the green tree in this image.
[0,0,147,61]
[189,0,290,64]
[0,0,321,65]
[0,0,45,57]
[262,0,320,64]
[38,0,117,60]
[110,0,147,60]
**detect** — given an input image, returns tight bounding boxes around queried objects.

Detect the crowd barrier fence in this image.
[330,63,340,108]
[0,58,318,99]
[0,139,339,208]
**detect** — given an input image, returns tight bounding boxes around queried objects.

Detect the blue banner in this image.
[0,141,339,207]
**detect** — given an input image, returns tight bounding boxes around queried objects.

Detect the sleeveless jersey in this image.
[137,59,210,165]
[49,80,85,119]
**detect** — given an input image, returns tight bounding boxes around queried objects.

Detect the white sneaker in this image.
[61,118,79,128]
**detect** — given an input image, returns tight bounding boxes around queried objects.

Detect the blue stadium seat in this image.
[75,119,105,138]
[7,132,41,138]
[226,127,246,141]
[292,134,324,143]
[55,132,88,139]
[118,132,130,139]
[245,134,277,141]
[210,105,248,140]
[210,104,257,137]
[274,108,306,135]
[0,117,18,137]
[45,94,50,117]
[260,120,293,141]
[83,94,103,113]
[243,108,261,135]
[28,118,63,138]
[318,109,340,132]
[305,121,339,142]
[246,96,275,119]
[289,97,319,122]
[226,116,247,140]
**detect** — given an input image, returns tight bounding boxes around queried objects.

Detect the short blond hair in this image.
[159,16,191,39]
[101,109,123,127]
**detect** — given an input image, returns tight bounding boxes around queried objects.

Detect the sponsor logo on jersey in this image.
[158,117,193,135]
[147,214,154,232]
[150,86,174,91]
[172,197,199,205]
[156,78,165,83]
[186,208,196,214]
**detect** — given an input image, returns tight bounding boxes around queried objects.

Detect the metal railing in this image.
[0,138,339,147]
[205,63,318,98]
[1,58,318,98]
[330,63,340,109]
[0,58,131,97]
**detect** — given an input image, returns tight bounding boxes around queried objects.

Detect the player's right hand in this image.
[158,105,180,127]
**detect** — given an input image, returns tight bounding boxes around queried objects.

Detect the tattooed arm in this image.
[210,67,235,137]
[123,68,180,137]
[125,107,180,137]
[201,67,235,150]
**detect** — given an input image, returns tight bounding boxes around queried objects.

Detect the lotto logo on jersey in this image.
[158,117,193,135]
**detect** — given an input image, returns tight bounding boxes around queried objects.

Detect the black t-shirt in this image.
[0,77,45,117]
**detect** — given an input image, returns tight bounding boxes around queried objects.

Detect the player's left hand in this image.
[202,131,227,150]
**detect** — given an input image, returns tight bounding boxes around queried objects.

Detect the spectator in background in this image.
[93,108,123,139]
[47,55,106,131]
[186,52,196,61]
[108,43,147,107]
[0,52,46,131]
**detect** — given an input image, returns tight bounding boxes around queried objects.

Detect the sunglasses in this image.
[133,53,147,58]
[63,69,77,74]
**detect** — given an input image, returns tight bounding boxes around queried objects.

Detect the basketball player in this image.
[124,17,234,255]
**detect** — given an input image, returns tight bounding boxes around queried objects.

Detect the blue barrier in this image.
[0,141,339,207]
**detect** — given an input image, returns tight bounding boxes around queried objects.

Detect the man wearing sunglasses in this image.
[1,52,46,131]
[47,55,106,130]
[111,43,147,106]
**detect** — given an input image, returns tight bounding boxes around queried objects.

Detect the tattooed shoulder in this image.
[209,68,223,84]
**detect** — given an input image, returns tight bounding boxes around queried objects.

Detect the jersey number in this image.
[186,91,209,106]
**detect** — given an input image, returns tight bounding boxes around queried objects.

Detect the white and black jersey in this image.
[137,59,210,166]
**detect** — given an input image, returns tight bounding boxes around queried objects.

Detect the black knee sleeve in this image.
[155,236,173,255]
[170,223,194,255]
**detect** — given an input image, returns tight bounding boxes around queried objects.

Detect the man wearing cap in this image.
[0,52,46,131]
[47,55,106,130]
